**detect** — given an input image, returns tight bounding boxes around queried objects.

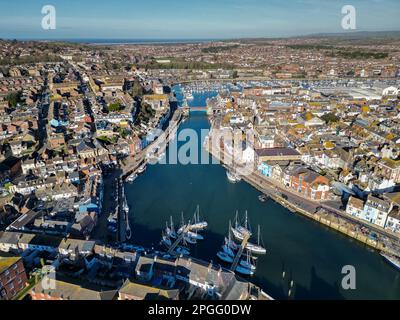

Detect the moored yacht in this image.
[380,252,400,271]
[217,251,234,263]
[235,265,254,276]
[231,211,252,241]
[226,169,241,183]
[190,205,208,230]
[126,173,138,183]
[137,164,147,174]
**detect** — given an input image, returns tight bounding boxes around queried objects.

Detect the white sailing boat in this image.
[183,228,197,244]
[239,250,257,271]
[231,211,252,241]
[122,186,131,240]
[246,225,267,255]
[165,217,177,239]
[190,205,208,230]
[186,230,204,241]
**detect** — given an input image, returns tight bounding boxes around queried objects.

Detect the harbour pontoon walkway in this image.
[167,224,192,255]
[230,232,251,271]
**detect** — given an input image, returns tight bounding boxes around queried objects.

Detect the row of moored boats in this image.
[161,206,208,257]
[216,211,266,276]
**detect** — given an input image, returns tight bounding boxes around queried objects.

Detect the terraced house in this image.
[0,255,27,300]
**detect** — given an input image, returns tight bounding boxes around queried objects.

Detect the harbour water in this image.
[125,91,400,300]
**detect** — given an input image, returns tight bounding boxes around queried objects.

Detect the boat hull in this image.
[235,265,254,276]
[217,251,234,264]
[381,253,400,271]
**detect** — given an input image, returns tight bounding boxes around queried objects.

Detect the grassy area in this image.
[141,57,235,70]
[201,45,240,53]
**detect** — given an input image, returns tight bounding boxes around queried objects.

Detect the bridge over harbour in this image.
[182,105,208,113]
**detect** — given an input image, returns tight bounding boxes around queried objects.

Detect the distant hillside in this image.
[233,31,400,44]
[298,31,400,40]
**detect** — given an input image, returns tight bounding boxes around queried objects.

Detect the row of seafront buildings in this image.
[0,60,175,240]
[207,81,400,236]
[0,231,271,300]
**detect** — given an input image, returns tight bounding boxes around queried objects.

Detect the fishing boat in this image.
[217,251,234,264]
[190,205,208,230]
[380,252,400,271]
[226,169,241,183]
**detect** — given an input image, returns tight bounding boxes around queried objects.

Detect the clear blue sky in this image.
[0,0,399,39]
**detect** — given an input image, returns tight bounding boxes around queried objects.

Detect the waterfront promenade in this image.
[93,107,186,243]
[204,138,400,256]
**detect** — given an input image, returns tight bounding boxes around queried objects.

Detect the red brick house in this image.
[287,167,332,200]
[0,255,28,300]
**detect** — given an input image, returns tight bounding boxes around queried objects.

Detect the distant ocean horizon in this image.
[6,38,223,45]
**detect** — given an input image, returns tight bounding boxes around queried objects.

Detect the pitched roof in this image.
[119,280,179,300]
[31,279,117,300]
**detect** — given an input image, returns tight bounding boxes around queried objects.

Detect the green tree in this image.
[6,91,23,108]
[321,113,339,124]
[131,80,144,98]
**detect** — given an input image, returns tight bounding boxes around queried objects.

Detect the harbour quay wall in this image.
[205,142,398,256]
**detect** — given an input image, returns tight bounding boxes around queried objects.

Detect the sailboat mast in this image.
[235,210,239,228]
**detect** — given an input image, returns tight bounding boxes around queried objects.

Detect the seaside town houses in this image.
[0,38,399,300]
[207,81,400,234]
